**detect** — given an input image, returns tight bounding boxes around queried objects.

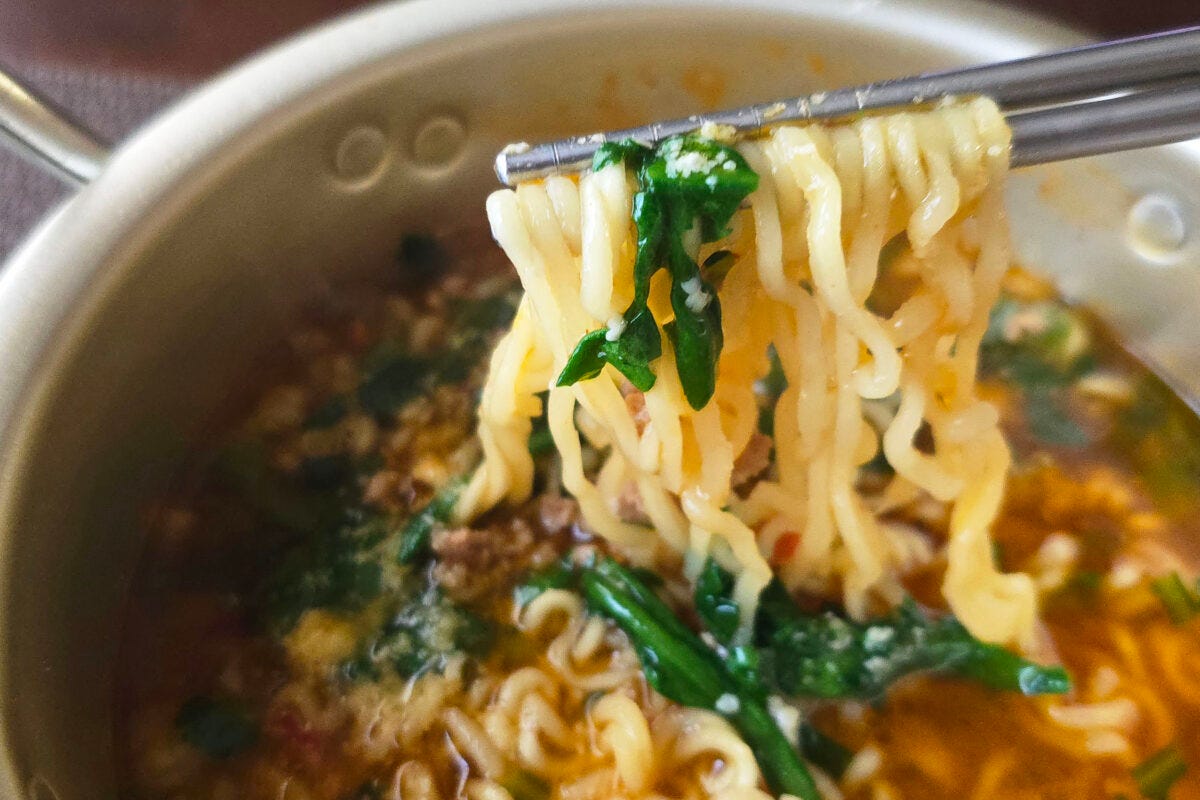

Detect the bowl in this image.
[3,2,1200,798]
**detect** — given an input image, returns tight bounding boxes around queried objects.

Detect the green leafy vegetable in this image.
[764,595,1069,699]
[1114,375,1200,506]
[702,249,736,288]
[513,557,579,608]
[558,134,759,409]
[260,510,390,635]
[556,309,660,391]
[592,140,652,172]
[526,390,555,456]
[304,395,349,429]
[755,345,787,436]
[499,769,552,800]
[527,424,556,457]
[396,476,467,564]
[695,557,742,644]
[700,558,1070,700]
[358,291,518,418]
[519,554,1071,797]
[214,440,342,534]
[578,559,819,800]
[340,579,494,681]
[1150,572,1200,625]
[980,295,1094,447]
[439,293,520,383]
[798,722,853,780]
[176,696,257,759]
[1133,744,1188,800]
[357,343,434,419]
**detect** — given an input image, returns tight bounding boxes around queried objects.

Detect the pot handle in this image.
[0,63,110,185]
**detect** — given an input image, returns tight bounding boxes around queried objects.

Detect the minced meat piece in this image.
[432,519,536,602]
[620,381,651,435]
[615,481,651,526]
[363,470,417,511]
[537,494,579,535]
[732,432,773,488]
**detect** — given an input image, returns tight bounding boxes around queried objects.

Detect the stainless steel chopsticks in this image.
[496,26,1200,185]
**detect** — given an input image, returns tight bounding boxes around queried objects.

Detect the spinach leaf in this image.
[515,556,819,799]
[440,293,520,384]
[558,134,759,410]
[694,557,741,644]
[1113,375,1200,506]
[357,350,434,418]
[798,722,853,780]
[499,769,551,800]
[259,510,390,635]
[666,268,723,410]
[396,476,467,564]
[340,581,494,681]
[592,140,653,172]
[1133,744,1188,800]
[1150,572,1200,625]
[358,291,517,418]
[556,309,660,392]
[513,557,579,608]
[980,295,1094,448]
[304,395,349,430]
[176,696,257,759]
[702,558,1070,700]
[580,560,820,800]
[214,440,343,534]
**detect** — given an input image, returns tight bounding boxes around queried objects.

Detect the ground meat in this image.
[615,481,651,526]
[362,470,417,511]
[432,519,537,602]
[732,432,773,488]
[620,381,651,435]
[538,494,579,535]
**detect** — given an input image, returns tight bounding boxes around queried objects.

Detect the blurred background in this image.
[1,0,1198,257]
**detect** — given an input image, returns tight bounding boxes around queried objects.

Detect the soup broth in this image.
[116,241,1200,800]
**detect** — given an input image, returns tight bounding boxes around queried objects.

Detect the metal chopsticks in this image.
[496,26,1200,185]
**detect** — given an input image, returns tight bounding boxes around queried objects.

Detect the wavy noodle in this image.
[391,761,443,800]
[518,589,640,692]
[654,707,767,797]
[467,98,1035,646]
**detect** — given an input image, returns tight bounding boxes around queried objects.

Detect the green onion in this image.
[1133,744,1188,800]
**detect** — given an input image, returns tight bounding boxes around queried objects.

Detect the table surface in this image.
[1,0,1198,258]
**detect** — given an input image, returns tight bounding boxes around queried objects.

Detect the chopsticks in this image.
[495,26,1200,185]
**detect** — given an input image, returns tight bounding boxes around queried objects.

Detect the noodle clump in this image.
[462,97,1036,648]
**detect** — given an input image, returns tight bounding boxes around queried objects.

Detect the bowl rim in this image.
[0,0,1086,795]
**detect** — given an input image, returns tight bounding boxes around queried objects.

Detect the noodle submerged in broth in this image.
[118,101,1200,800]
